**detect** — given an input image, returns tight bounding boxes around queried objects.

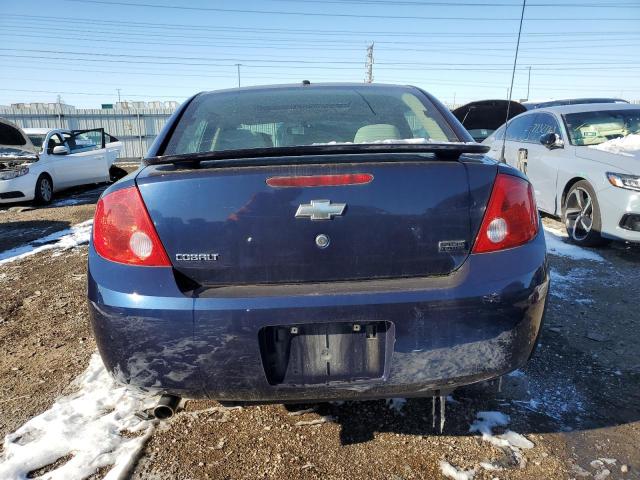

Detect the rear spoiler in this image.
[143,143,490,168]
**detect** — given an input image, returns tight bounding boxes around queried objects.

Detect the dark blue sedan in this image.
[88,83,548,407]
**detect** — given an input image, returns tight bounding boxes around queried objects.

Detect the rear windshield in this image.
[163,86,459,155]
[563,109,640,146]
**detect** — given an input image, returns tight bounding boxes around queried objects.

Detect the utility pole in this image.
[116,88,122,103]
[56,94,63,129]
[526,66,531,101]
[235,64,242,88]
[365,43,374,83]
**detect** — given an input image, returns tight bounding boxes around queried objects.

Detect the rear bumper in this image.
[88,230,548,402]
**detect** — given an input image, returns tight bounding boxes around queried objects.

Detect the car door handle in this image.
[517,148,528,174]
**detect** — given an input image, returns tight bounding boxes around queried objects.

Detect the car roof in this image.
[528,103,640,115]
[22,127,52,135]
[521,97,628,109]
[199,82,418,96]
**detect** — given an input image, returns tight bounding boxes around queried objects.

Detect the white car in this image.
[483,103,640,246]
[0,119,122,204]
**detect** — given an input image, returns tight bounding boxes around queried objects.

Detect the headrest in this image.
[354,124,402,143]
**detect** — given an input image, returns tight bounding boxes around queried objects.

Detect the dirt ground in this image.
[0,179,638,480]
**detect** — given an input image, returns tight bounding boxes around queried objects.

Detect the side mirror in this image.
[52,145,70,155]
[540,132,563,150]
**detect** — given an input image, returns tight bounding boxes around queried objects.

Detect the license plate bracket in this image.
[259,321,391,385]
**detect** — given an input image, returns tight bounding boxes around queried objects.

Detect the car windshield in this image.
[27,135,46,148]
[563,109,640,146]
[163,86,460,156]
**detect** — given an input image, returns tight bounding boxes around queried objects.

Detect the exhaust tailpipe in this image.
[153,394,181,420]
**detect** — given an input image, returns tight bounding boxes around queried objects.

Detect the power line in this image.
[2,48,639,68]
[66,0,640,21]
[265,0,640,6]
[2,53,639,72]
[3,27,639,52]
[4,33,639,65]
[6,14,640,39]
[4,56,638,81]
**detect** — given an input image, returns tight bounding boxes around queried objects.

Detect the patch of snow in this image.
[386,397,407,414]
[0,220,92,265]
[52,197,85,207]
[479,461,501,471]
[295,415,334,426]
[513,375,585,423]
[544,227,604,262]
[550,268,590,301]
[0,353,155,480]
[507,369,525,378]
[469,411,533,468]
[313,138,476,146]
[589,134,640,157]
[439,460,475,480]
[287,407,316,416]
[594,469,611,480]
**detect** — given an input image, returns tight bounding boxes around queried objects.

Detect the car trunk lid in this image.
[137,154,478,286]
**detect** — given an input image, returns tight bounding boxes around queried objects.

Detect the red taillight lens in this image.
[266,173,373,188]
[93,186,171,266]
[472,173,539,254]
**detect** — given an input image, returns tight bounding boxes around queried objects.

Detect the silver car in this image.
[483,103,640,246]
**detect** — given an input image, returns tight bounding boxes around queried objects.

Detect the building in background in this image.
[0,101,179,159]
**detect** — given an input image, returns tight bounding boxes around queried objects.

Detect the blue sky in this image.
[1,0,639,108]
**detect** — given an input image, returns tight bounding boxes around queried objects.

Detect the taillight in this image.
[93,186,171,266]
[472,173,539,253]
[266,173,373,188]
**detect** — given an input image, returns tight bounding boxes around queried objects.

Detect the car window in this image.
[164,86,459,155]
[27,135,46,149]
[491,125,505,141]
[563,109,640,146]
[529,113,561,143]
[505,114,536,142]
[69,131,100,153]
[62,129,105,153]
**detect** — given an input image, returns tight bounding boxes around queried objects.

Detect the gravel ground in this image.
[0,182,638,479]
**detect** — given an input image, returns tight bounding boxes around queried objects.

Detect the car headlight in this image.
[0,166,29,181]
[606,172,640,192]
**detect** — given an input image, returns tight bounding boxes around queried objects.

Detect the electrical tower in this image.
[365,43,374,83]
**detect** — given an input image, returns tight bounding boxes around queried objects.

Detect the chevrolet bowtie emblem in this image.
[295,199,346,221]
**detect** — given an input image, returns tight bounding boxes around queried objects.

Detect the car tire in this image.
[34,174,53,205]
[109,165,127,182]
[562,180,609,247]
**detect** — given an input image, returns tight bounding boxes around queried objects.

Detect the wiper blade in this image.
[144,143,489,167]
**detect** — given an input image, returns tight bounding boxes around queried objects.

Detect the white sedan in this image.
[483,103,640,246]
[0,120,122,204]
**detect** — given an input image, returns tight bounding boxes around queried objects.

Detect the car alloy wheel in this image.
[564,187,594,242]
[40,178,52,202]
